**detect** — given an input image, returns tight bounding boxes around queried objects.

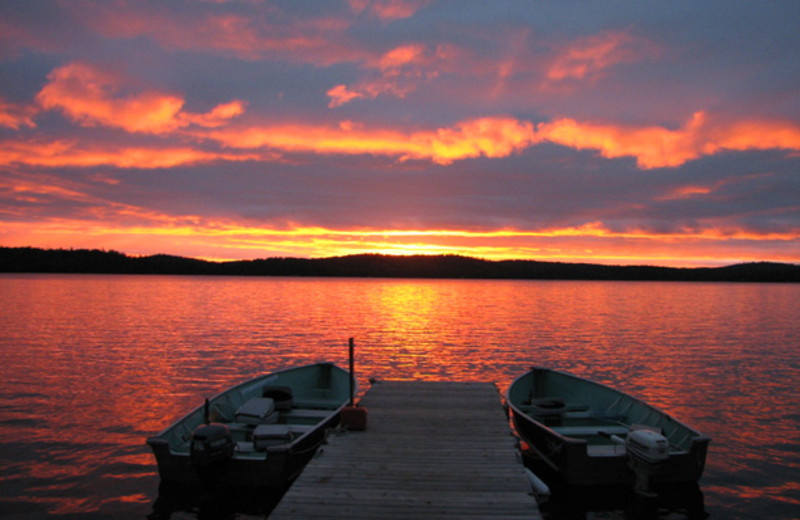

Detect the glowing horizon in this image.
[3,218,797,268]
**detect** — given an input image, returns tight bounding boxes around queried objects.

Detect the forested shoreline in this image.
[1,246,798,282]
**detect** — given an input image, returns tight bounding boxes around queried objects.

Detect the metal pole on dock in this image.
[349,337,355,407]
[342,337,367,430]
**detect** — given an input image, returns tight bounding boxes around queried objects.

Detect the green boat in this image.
[147,362,355,488]
[507,367,710,493]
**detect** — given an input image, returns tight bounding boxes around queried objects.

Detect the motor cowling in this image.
[190,423,233,468]
[625,428,669,497]
[626,428,669,464]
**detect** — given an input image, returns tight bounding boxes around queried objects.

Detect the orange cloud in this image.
[207,116,536,164]
[537,112,800,168]
[202,112,800,168]
[710,119,800,154]
[181,100,247,128]
[0,138,263,169]
[35,62,244,134]
[36,63,185,134]
[424,117,537,163]
[536,112,707,168]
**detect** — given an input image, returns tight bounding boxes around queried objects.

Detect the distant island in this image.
[1,246,799,282]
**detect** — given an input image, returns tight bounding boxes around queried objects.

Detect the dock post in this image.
[349,337,354,406]
[341,337,367,430]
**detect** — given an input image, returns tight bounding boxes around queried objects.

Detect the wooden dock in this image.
[269,381,540,519]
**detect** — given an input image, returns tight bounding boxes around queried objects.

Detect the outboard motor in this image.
[190,423,233,469]
[625,428,669,496]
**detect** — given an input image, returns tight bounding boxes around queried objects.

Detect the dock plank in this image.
[270,381,540,519]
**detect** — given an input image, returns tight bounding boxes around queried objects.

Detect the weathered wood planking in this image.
[269,381,540,519]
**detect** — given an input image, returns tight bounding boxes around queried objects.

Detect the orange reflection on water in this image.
[706,481,800,506]
[2,275,799,517]
[358,281,479,381]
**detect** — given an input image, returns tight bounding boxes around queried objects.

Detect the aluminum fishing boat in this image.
[147,362,355,488]
[507,367,709,493]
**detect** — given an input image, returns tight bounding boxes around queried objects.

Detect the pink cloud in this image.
[327,85,365,108]
[545,31,654,84]
[35,62,243,134]
[656,185,714,201]
[0,98,38,130]
[68,3,362,65]
[327,43,447,106]
[328,76,419,106]
[348,0,432,20]
[378,43,428,70]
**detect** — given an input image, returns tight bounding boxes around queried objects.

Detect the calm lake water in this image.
[0,274,798,519]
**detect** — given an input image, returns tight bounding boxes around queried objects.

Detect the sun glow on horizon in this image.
[2,219,798,269]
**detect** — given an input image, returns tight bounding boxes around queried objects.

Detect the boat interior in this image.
[512,369,698,457]
[160,364,349,458]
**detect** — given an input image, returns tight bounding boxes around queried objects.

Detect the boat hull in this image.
[507,367,709,487]
[147,362,354,488]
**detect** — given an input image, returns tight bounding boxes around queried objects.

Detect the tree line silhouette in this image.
[1,246,798,282]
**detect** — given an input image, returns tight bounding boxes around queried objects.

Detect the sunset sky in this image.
[1,1,799,267]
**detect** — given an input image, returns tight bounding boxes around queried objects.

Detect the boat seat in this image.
[552,425,629,437]
[235,397,279,425]
[282,408,334,425]
[226,422,258,435]
[519,401,589,415]
[284,408,332,419]
[293,398,342,410]
[235,441,256,453]
[562,410,627,421]
[587,444,627,457]
[252,424,313,450]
